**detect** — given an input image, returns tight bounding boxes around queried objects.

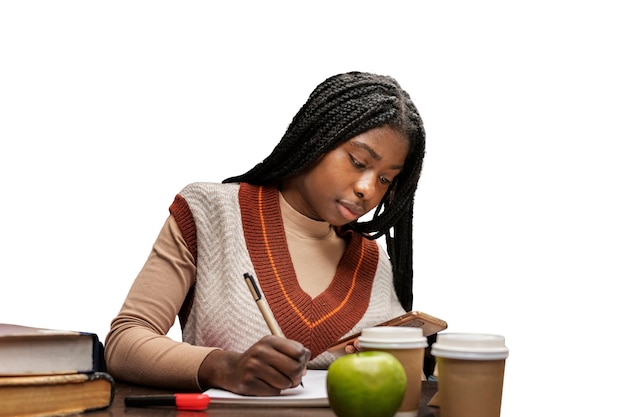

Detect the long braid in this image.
[224,72,426,311]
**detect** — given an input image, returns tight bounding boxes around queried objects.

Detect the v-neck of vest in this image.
[238,183,378,358]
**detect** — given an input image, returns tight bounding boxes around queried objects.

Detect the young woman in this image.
[105,71,426,395]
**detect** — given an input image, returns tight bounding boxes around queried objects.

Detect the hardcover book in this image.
[0,372,114,417]
[0,323,105,376]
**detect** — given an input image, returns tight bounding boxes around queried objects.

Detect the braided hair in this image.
[224,71,426,311]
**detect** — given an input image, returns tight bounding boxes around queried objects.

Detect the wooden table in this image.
[88,380,439,416]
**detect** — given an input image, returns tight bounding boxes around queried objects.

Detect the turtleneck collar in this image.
[278,191,335,240]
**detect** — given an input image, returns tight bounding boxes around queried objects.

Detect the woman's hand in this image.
[344,339,361,354]
[198,335,311,396]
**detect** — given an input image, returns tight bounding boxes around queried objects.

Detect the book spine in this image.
[84,372,115,411]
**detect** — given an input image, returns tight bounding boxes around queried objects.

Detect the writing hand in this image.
[199,335,310,396]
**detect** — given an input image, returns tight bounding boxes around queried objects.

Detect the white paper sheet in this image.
[204,369,329,407]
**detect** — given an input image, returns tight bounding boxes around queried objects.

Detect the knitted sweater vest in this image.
[169,182,405,367]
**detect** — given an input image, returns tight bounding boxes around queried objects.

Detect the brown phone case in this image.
[326,311,448,357]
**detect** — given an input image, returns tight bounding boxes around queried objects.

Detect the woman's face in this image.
[281,126,409,226]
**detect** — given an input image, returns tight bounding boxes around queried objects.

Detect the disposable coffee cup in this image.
[358,327,428,417]
[431,333,509,417]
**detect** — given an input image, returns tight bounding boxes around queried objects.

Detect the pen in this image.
[244,272,284,337]
[124,394,210,410]
[244,272,304,387]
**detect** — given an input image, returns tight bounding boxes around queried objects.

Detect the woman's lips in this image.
[338,201,365,222]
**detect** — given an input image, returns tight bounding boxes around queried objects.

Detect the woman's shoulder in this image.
[176,182,241,213]
[179,181,240,198]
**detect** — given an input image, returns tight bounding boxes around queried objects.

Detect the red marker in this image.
[125,393,210,410]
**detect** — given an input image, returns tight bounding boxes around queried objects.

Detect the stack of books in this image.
[0,323,114,417]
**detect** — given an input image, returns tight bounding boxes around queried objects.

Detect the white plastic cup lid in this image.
[431,333,509,360]
[358,327,428,349]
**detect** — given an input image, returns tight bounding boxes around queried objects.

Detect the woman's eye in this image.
[379,176,391,185]
[350,156,365,168]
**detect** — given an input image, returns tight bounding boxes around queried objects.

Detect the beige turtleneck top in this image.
[279,191,347,298]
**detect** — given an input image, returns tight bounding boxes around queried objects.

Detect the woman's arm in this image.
[105,215,214,390]
[104,216,310,393]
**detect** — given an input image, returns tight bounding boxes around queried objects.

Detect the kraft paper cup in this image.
[358,327,428,417]
[431,333,509,417]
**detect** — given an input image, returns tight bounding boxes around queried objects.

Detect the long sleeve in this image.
[104,215,218,390]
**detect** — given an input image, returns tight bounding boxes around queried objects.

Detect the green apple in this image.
[326,351,407,417]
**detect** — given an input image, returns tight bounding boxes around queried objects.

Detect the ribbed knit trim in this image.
[169,194,197,327]
[239,183,378,358]
[170,194,197,261]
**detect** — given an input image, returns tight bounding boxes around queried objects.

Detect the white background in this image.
[1,2,624,416]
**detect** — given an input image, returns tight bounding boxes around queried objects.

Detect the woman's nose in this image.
[354,173,377,200]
